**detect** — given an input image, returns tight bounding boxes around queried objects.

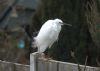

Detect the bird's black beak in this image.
[62,23,72,26]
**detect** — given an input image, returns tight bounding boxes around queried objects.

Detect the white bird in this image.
[32,18,71,54]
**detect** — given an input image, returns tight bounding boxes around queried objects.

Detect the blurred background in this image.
[0,0,39,65]
[0,0,100,67]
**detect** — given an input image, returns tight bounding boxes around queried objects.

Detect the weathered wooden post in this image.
[30,52,39,71]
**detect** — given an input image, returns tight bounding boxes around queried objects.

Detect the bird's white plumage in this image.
[33,19,63,53]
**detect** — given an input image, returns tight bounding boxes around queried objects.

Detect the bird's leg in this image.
[41,53,52,61]
[35,52,43,58]
[41,53,45,59]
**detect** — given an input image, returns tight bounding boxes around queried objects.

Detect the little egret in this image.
[32,18,72,55]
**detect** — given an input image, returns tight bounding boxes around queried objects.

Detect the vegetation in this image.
[0,31,30,64]
[32,0,100,66]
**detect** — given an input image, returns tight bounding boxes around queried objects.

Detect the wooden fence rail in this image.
[30,52,100,71]
[0,60,30,71]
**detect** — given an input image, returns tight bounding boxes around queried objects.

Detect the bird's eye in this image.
[59,22,61,23]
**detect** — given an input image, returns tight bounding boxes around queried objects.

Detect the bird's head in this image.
[53,18,72,26]
[53,19,63,26]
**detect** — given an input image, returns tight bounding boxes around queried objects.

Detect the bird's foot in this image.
[40,53,45,59]
[39,53,52,61]
[45,57,52,60]
[43,56,52,61]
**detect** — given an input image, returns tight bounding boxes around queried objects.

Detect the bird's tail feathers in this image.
[31,37,37,48]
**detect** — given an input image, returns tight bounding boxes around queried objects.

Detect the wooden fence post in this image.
[30,52,38,71]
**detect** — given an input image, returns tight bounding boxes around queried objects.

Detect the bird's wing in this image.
[35,20,61,50]
[37,20,54,38]
[34,20,54,46]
